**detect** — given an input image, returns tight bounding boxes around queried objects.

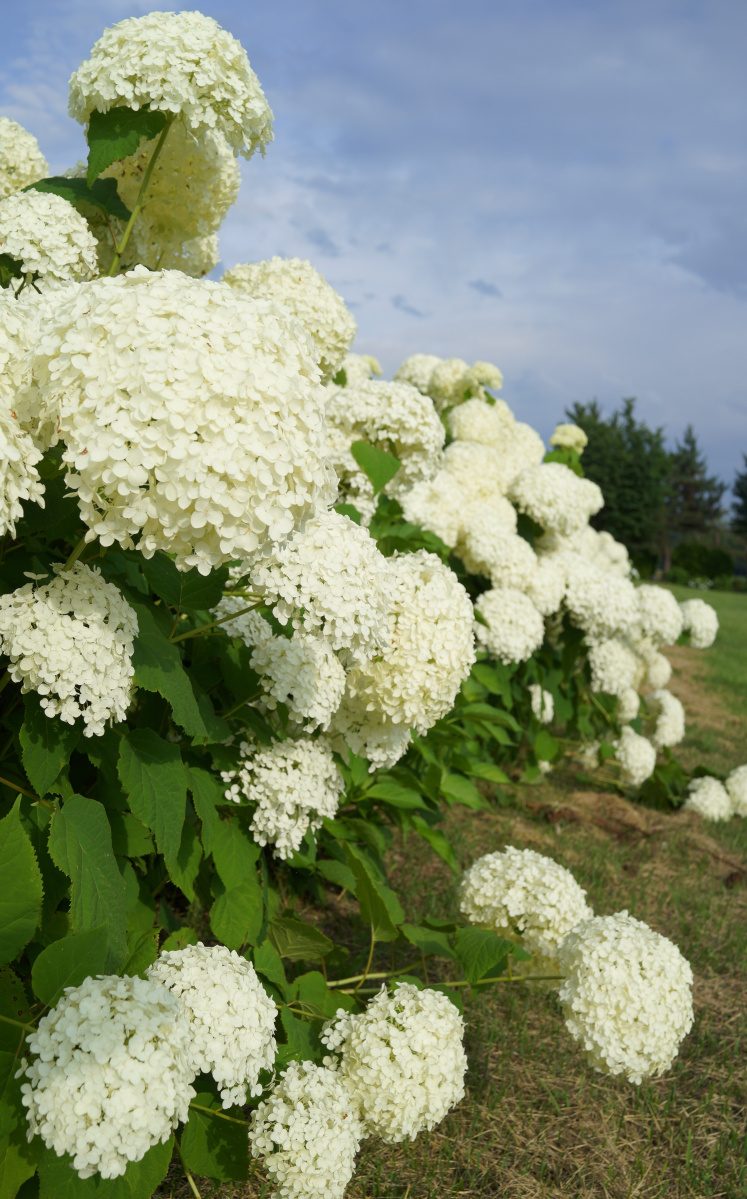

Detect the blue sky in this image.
[2,0,746,489]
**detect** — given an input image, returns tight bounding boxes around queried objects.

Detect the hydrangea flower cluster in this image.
[147,943,277,1107]
[683,775,732,822]
[459,847,593,977]
[556,911,694,1084]
[321,983,467,1142]
[0,390,44,535]
[635,584,683,646]
[726,765,747,817]
[31,270,335,573]
[679,598,719,648]
[614,726,657,787]
[0,190,97,285]
[587,637,640,697]
[509,463,604,538]
[338,351,382,387]
[549,422,588,452]
[249,1060,364,1199]
[222,737,344,858]
[224,257,357,381]
[249,628,347,732]
[644,689,686,750]
[68,10,274,158]
[528,683,554,723]
[473,588,545,665]
[0,117,49,199]
[19,975,195,1179]
[0,563,138,736]
[393,352,442,394]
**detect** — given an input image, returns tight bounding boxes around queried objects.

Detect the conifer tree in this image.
[732,454,747,535]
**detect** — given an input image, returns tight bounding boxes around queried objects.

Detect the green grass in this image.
[665,583,747,718]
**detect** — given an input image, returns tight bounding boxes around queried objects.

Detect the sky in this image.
[2,0,746,489]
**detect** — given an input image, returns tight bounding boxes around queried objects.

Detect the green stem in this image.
[0,773,51,807]
[174,1136,202,1199]
[354,929,376,993]
[336,973,565,996]
[188,1103,251,1127]
[0,671,10,697]
[328,961,420,988]
[107,116,174,276]
[170,600,263,644]
[0,1012,35,1033]
[62,537,89,572]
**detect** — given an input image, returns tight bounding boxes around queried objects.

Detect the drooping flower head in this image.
[509,462,604,538]
[679,598,719,649]
[0,190,97,285]
[473,587,545,665]
[614,726,657,788]
[683,775,732,822]
[0,117,49,199]
[549,422,588,453]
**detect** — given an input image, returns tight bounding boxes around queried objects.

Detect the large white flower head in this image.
[250,629,347,732]
[549,422,588,453]
[726,765,747,818]
[393,352,442,394]
[474,588,545,665]
[459,848,593,977]
[0,563,137,736]
[639,643,673,690]
[683,775,732,822]
[222,737,344,859]
[342,550,475,734]
[525,557,567,616]
[0,190,97,285]
[459,524,538,591]
[326,704,413,772]
[442,440,517,507]
[679,598,719,649]
[587,637,641,697]
[576,527,632,578]
[614,726,656,788]
[32,270,335,573]
[321,984,467,1143]
[616,687,640,724]
[68,10,273,158]
[249,1060,364,1199]
[635,584,683,647]
[644,689,685,750]
[147,943,276,1107]
[427,357,503,411]
[20,974,195,1180]
[509,463,604,538]
[0,391,44,535]
[0,117,49,199]
[252,511,393,666]
[399,471,469,548]
[224,257,356,382]
[562,554,640,642]
[556,911,694,1084]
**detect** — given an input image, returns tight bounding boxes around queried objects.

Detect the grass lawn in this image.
[160,601,747,1199]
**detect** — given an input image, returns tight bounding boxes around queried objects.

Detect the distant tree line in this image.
[566,399,745,576]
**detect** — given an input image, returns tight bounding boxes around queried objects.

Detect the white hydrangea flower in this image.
[614,726,657,787]
[20,975,195,1180]
[68,10,273,158]
[725,765,747,817]
[556,911,694,1084]
[509,463,604,538]
[31,270,335,573]
[211,596,272,647]
[325,709,413,772]
[641,648,672,690]
[459,847,593,978]
[252,512,393,666]
[147,943,276,1108]
[474,588,545,665]
[393,352,442,394]
[222,737,344,859]
[340,550,475,734]
[0,563,137,736]
[549,423,588,453]
[448,395,515,446]
[616,687,640,724]
[679,598,719,649]
[683,776,732,822]
[459,524,538,591]
[529,684,554,723]
[562,554,640,642]
[337,352,381,387]
[250,629,347,732]
[399,471,470,548]
[524,558,567,617]
[249,1060,364,1199]
[443,438,516,499]
[587,637,640,697]
[224,257,357,381]
[321,984,467,1143]
[426,356,470,410]
[635,584,683,647]
[0,117,49,199]
[575,526,632,578]
[0,390,44,534]
[0,190,97,285]
[577,739,600,769]
[644,689,685,749]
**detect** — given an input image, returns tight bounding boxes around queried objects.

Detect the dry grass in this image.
[158,645,747,1199]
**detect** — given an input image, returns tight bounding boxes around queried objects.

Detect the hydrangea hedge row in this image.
[0,11,742,1198]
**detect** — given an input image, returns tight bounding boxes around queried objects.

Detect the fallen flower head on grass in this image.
[683,775,732,822]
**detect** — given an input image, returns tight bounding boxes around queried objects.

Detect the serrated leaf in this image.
[161,928,198,953]
[181,1092,250,1181]
[410,815,459,873]
[459,702,520,731]
[0,1127,41,1199]
[0,968,31,1054]
[19,694,81,797]
[210,875,263,950]
[118,729,186,870]
[179,566,229,611]
[533,729,560,762]
[118,928,159,978]
[139,552,181,607]
[31,925,109,1006]
[86,105,167,186]
[350,440,401,494]
[400,923,458,960]
[211,819,260,891]
[37,1134,173,1198]
[278,1005,318,1061]
[187,766,223,856]
[48,797,127,969]
[169,821,202,902]
[106,810,153,858]
[453,927,521,984]
[440,773,485,809]
[343,845,403,943]
[130,604,207,740]
[0,799,42,966]
[268,916,333,962]
[364,780,428,809]
[316,858,357,894]
[25,176,131,221]
[252,941,288,998]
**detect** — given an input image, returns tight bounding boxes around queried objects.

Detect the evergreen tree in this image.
[665,425,725,540]
[566,398,669,562]
[732,454,747,535]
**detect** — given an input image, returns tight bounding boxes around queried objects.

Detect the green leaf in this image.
[131,605,208,740]
[37,1134,173,1198]
[0,1121,41,1199]
[316,858,357,894]
[252,941,288,998]
[31,925,109,1006]
[210,875,263,950]
[169,821,202,902]
[0,967,32,1053]
[410,815,459,873]
[453,927,521,984]
[181,1093,250,1181]
[278,1005,318,1062]
[118,928,159,978]
[25,176,131,222]
[118,729,186,870]
[459,702,520,731]
[463,760,510,785]
[211,819,260,891]
[106,811,153,858]
[533,730,560,762]
[343,846,403,943]
[161,928,198,953]
[268,915,334,962]
[350,440,401,494]
[400,923,458,960]
[333,503,361,524]
[19,694,81,797]
[0,254,23,290]
[440,773,485,809]
[139,553,181,607]
[48,797,127,969]
[364,780,428,809]
[179,566,229,612]
[86,106,167,186]
[187,767,223,856]
[0,799,42,966]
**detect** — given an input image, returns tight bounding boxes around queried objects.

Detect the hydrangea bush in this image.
[0,11,735,1199]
